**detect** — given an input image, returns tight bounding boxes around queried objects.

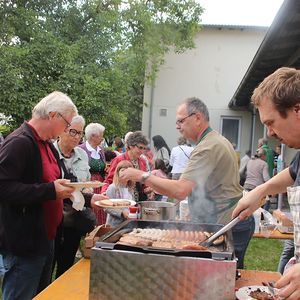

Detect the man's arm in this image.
[121,167,195,200]
[232,168,294,219]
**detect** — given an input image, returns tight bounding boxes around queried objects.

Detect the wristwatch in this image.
[141,171,151,184]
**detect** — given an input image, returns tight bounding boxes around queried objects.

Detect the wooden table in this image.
[253,229,293,240]
[34,258,281,300]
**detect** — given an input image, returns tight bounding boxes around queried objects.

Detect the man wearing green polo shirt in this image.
[121,97,254,268]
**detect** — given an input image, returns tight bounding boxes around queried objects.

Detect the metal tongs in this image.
[200,216,241,247]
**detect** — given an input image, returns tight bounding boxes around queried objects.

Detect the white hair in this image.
[124,131,133,144]
[32,91,77,119]
[85,123,105,140]
[71,115,85,127]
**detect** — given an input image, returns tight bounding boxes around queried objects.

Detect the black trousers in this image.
[53,223,82,279]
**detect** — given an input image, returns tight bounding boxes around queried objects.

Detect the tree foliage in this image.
[0,0,203,137]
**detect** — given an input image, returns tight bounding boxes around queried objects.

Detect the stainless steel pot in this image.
[138,201,176,221]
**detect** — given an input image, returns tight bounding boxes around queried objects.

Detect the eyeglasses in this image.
[58,113,71,129]
[135,145,146,151]
[68,128,83,138]
[176,112,196,126]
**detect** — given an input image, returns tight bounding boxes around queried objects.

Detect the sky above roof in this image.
[198,0,284,26]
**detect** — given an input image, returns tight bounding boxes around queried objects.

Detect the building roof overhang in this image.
[228,0,300,111]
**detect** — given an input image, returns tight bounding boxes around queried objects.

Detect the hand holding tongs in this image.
[200,216,241,247]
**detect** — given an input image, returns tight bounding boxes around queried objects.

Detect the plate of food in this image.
[95,199,136,209]
[236,285,279,300]
[64,181,104,189]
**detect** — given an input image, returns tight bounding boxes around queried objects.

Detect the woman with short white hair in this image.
[79,122,107,224]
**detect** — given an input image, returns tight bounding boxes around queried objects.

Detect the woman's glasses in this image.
[135,145,146,151]
[68,128,83,137]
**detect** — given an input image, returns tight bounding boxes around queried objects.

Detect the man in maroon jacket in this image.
[0,91,77,300]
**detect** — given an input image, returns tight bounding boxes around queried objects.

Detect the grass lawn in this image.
[244,238,284,271]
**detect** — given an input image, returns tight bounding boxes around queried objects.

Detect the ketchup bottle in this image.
[128,206,138,220]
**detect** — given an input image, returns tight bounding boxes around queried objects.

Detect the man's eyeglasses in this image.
[68,128,83,138]
[135,145,146,151]
[176,112,196,126]
[58,113,71,129]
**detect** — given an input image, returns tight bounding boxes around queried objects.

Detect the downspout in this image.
[250,107,256,155]
[148,84,154,141]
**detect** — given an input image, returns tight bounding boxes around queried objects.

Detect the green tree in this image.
[0,0,203,137]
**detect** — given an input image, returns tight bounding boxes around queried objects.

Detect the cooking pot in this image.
[138,201,176,221]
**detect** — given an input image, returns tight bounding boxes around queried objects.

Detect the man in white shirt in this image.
[239,150,251,185]
[169,137,194,179]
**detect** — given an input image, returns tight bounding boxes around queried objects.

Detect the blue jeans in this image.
[232,216,255,269]
[277,240,294,274]
[0,254,5,276]
[2,240,54,300]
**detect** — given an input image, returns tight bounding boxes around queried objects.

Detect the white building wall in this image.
[142,26,267,153]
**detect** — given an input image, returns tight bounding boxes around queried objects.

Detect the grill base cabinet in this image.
[89,248,236,300]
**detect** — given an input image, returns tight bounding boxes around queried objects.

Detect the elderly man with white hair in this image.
[0,91,77,300]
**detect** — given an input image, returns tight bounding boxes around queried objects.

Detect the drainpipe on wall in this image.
[148,84,154,141]
[250,107,256,155]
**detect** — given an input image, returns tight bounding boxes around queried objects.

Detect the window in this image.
[220,116,241,150]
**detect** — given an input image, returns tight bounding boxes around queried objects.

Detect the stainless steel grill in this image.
[89,220,237,300]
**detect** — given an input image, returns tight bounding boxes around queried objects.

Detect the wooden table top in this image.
[253,229,293,240]
[34,258,281,300]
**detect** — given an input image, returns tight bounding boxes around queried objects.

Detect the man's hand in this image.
[120,167,144,182]
[122,210,129,219]
[275,263,300,299]
[90,193,109,209]
[54,179,75,199]
[232,190,264,220]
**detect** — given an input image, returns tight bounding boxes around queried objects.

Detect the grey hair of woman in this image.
[71,115,85,127]
[183,97,210,122]
[32,91,78,119]
[126,131,148,148]
[84,123,105,140]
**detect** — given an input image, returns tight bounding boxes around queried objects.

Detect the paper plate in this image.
[95,199,136,209]
[64,181,104,189]
[235,285,277,300]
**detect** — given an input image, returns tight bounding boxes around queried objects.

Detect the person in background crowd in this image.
[273,144,284,176]
[121,97,254,269]
[52,115,107,278]
[113,136,126,154]
[105,160,135,227]
[239,150,251,186]
[278,240,295,274]
[0,91,77,300]
[232,67,300,300]
[169,136,194,180]
[152,135,171,167]
[257,138,274,178]
[101,131,149,202]
[79,123,107,225]
[151,159,168,201]
[243,149,270,192]
[243,149,271,211]
[231,142,241,168]
[141,145,154,172]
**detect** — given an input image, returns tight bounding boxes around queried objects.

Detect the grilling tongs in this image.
[200,216,241,247]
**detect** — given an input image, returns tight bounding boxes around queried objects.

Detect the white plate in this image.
[236,285,277,299]
[64,181,104,189]
[95,199,136,209]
